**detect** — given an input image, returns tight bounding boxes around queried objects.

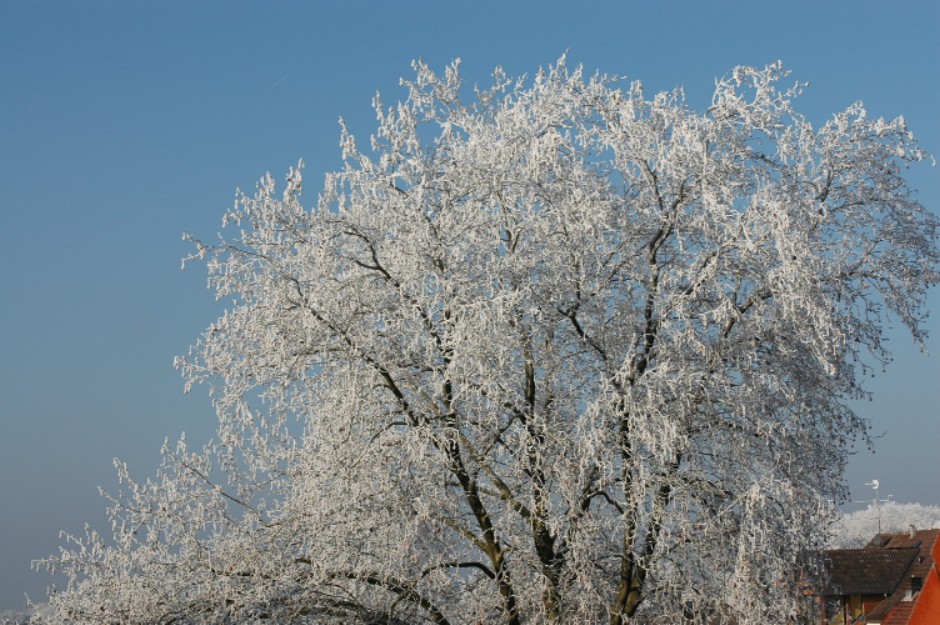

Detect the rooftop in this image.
[822,547,918,595]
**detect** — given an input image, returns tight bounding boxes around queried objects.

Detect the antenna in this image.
[862,480,893,535]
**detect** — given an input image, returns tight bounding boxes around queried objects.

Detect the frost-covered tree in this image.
[0,609,33,625]
[38,57,938,624]
[829,501,940,548]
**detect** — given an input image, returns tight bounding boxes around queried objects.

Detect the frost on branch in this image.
[37,57,938,624]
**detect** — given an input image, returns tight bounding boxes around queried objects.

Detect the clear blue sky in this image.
[1,0,937,612]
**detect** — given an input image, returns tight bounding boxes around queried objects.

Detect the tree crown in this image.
[39,57,938,625]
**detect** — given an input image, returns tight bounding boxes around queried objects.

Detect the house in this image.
[814,528,940,625]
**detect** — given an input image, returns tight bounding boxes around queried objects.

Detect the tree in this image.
[38,57,938,624]
[830,501,940,548]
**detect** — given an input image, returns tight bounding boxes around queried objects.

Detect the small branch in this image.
[328,571,452,625]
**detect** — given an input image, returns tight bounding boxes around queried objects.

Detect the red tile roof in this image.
[862,530,940,624]
[883,601,915,625]
[817,529,940,625]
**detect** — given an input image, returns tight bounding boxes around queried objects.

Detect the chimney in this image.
[909,524,916,538]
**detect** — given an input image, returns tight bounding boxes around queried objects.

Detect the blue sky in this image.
[1,0,938,611]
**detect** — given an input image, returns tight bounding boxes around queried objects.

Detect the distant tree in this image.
[0,605,48,625]
[0,610,29,625]
[830,501,940,548]
[38,57,938,625]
